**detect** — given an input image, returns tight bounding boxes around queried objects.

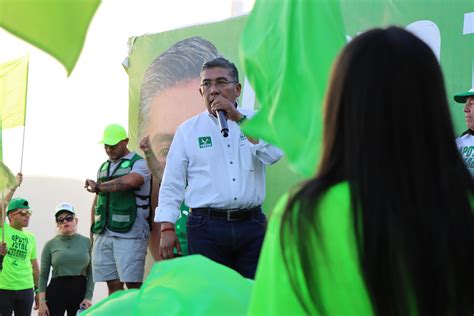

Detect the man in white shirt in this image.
[454,88,474,176]
[155,57,282,278]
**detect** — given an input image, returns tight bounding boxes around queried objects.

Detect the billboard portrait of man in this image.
[139,36,221,168]
[137,36,221,259]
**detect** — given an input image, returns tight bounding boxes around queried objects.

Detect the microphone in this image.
[217,110,229,137]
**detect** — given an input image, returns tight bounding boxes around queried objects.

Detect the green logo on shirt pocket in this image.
[198,136,212,148]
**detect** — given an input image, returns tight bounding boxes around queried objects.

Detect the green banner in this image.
[127,2,473,213]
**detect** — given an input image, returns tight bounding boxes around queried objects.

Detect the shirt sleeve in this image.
[248,140,283,165]
[131,156,152,182]
[155,127,188,224]
[30,233,37,260]
[39,240,52,293]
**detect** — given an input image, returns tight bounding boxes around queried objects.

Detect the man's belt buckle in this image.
[227,210,239,221]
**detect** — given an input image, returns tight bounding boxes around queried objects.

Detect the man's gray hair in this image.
[139,36,220,136]
[201,57,239,83]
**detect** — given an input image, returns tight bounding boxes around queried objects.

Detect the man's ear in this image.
[235,83,242,97]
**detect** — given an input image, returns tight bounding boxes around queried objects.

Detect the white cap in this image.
[54,202,76,217]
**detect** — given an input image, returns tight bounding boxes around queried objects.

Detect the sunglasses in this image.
[13,210,32,217]
[56,215,74,224]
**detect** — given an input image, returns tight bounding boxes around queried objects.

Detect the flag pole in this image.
[1,192,4,243]
[1,192,5,271]
[19,123,26,173]
[19,56,29,174]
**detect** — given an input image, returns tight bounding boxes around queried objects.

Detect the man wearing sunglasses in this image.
[0,197,39,316]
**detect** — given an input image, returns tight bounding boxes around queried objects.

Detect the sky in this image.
[0,0,255,181]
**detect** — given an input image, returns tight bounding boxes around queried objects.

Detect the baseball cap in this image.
[454,88,474,104]
[7,197,30,214]
[54,202,76,217]
[99,124,128,146]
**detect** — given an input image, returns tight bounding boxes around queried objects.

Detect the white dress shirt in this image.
[155,109,282,224]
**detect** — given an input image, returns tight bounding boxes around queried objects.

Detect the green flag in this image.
[0,0,100,75]
[83,255,253,315]
[240,0,346,177]
[0,55,28,130]
[0,161,16,191]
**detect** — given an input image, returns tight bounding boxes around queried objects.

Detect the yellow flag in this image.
[0,55,28,129]
[0,161,16,191]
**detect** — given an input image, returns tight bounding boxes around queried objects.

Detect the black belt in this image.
[191,206,261,221]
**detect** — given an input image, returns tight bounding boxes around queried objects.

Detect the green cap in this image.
[99,124,127,146]
[454,88,474,104]
[7,197,30,214]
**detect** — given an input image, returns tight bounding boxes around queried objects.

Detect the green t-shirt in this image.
[0,222,37,290]
[39,234,94,300]
[249,182,373,315]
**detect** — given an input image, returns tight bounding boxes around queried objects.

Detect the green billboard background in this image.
[127,2,473,214]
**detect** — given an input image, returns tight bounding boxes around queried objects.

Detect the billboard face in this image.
[128,2,473,212]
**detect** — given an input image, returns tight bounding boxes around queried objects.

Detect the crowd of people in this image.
[1,26,473,315]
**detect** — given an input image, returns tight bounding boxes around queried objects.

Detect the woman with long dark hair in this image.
[249,27,474,315]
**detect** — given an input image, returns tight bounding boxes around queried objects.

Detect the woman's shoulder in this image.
[319,181,350,205]
[292,180,350,209]
[273,181,350,220]
[76,234,91,242]
[43,235,60,249]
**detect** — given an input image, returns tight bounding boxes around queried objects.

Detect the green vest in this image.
[91,153,149,234]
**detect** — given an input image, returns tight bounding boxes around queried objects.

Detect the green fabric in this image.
[83,255,253,316]
[93,154,143,234]
[0,161,16,190]
[240,0,346,177]
[249,182,373,315]
[0,55,28,130]
[175,204,189,255]
[0,0,100,75]
[82,289,139,316]
[39,234,94,300]
[0,223,37,290]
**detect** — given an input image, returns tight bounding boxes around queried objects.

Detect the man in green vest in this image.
[85,124,151,295]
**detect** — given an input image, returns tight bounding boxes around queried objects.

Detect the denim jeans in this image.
[186,210,267,279]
